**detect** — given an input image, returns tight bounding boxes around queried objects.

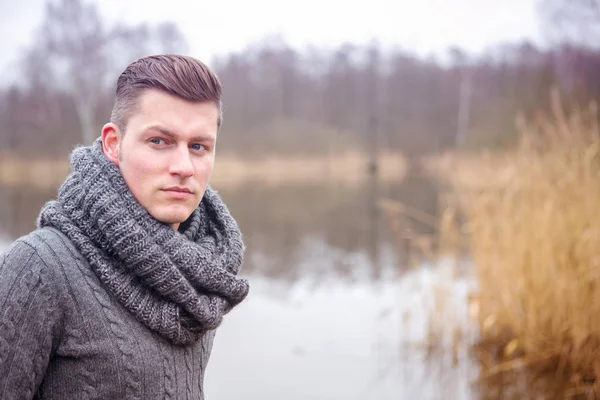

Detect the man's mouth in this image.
[163,187,192,193]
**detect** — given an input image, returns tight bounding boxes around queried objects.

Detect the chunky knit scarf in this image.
[37,138,249,345]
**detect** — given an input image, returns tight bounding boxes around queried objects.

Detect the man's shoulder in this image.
[1,227,80,270]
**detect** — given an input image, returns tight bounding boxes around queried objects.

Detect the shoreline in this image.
[0,151,409,190]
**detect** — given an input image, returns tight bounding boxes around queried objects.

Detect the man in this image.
[0,54,249,399]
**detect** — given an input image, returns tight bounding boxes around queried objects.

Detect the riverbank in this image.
[0,150,407,190]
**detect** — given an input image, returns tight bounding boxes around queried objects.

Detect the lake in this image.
[0,174,489,399]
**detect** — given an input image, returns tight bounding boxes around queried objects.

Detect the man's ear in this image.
[101,123,121,165]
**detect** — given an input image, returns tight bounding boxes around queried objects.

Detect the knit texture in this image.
[37,137,249,345]
[0,228,218,399]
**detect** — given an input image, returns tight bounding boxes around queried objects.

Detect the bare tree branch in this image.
[20,0,188,144]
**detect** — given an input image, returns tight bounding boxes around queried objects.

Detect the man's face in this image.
[103,89,218,230]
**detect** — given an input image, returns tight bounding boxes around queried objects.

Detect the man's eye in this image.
[150,138,164,145]
[191,144,205,151]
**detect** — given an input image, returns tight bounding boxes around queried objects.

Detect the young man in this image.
[0,54,249,399]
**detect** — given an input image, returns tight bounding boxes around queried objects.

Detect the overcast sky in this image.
[1,0,546,76]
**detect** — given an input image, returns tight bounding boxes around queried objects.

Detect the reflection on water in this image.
[205,260,478,400]
[0,185,57,238]
[214,173,443,282]
[0,173,486,399]
[0,171,444,277]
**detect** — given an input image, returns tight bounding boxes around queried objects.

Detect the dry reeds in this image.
[435,90,600,395]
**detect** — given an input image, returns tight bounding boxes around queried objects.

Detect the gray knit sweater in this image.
[0,139,249,399]
[1,228,215,399]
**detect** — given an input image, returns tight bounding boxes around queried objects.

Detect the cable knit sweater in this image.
[0,227,216,399]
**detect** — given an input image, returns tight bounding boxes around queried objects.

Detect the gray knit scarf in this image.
[37,138,249,345]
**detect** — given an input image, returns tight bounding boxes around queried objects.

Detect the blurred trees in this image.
[538,0,600,46]
[214,38,600,156]
[1,0,599,158]
[0,0,187,154]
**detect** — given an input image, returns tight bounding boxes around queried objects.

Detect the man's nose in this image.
[169,147,194,177]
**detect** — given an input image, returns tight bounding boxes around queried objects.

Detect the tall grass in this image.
[432,91,600,395]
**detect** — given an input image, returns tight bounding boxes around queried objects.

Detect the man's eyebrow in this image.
[145,125,215,142]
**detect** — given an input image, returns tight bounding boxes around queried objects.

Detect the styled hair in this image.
[110,54,223,132]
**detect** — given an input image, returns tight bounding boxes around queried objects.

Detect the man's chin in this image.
[150,207,194,226]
